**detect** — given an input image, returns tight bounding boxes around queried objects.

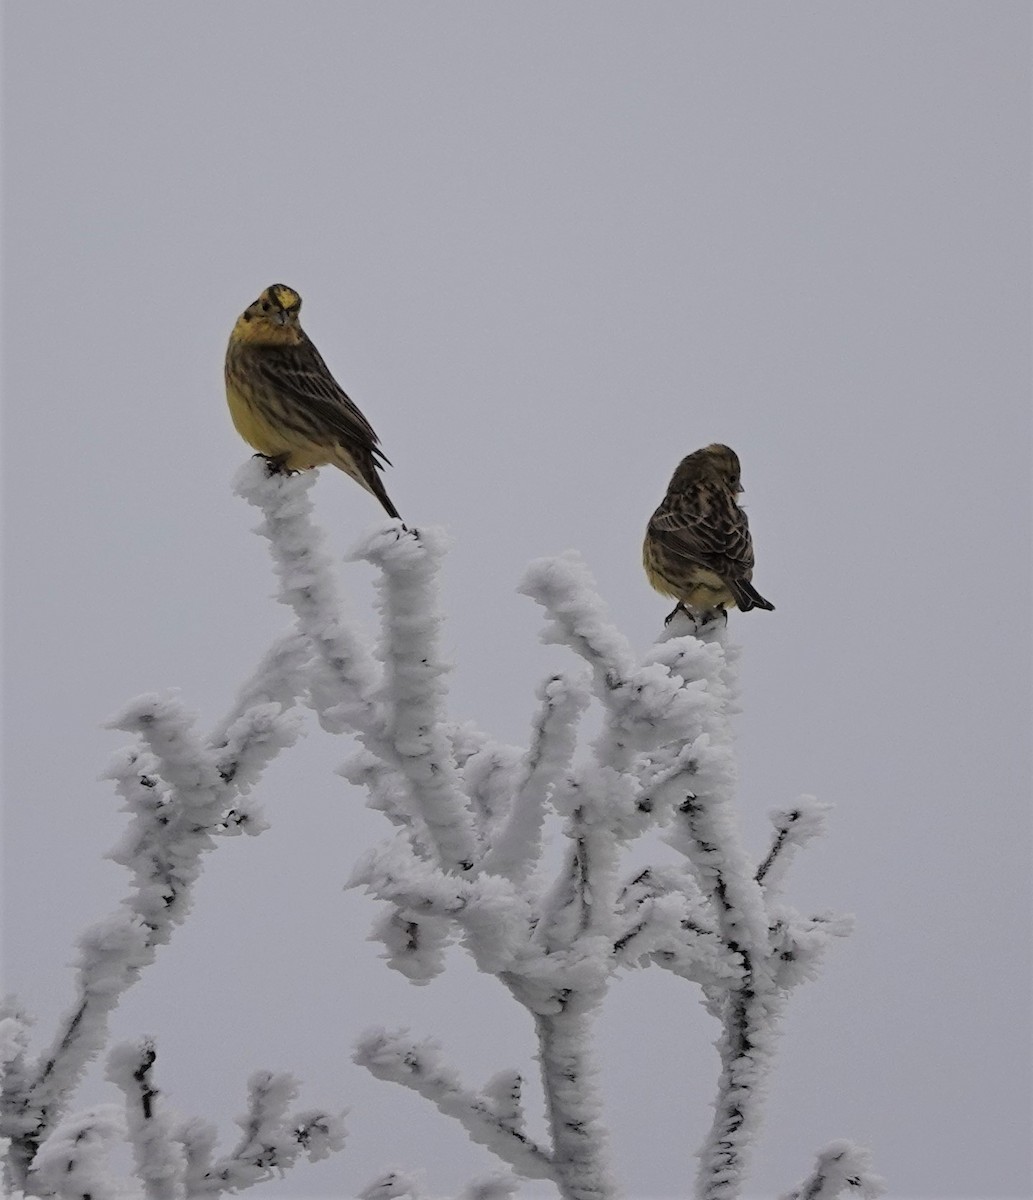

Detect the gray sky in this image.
[2,3,1030,1197]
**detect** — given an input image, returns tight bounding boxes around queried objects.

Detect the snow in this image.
[3,468,865,1200]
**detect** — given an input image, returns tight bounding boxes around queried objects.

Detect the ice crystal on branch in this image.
[779,1139,887,1200]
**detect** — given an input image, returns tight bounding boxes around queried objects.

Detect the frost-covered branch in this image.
[357,1166,519,1200]
[2,662,304,1192]
[31,468,862,1200]
[107,1039,187,1200]
[237,462,482,873]
[534,1010,615,1200]
[613,868,744,989]
[198,1068,346,1194]
[359,1168,425,1200]
[107,1039,346,1198]
[350,838,533,977]
[234,460,385,738]
[483,671,591,882]
[355,1030,554,1182]
[518,552,639,698]
[461,1170,521,1200]
[517,554,860,1200]
[520,556,703,955]
[338,540,863,1200]
[358,524,479,873]
[767,911,854,991]
[755,798,834,896]
[207,631,314,750]
[633,627,772,1200]
[779,1140,886,1200]
[27,1104,126,1200]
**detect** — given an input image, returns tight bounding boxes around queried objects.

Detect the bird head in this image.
[669,444,743,493]
[702,443,742,492]
[238,284,303,331]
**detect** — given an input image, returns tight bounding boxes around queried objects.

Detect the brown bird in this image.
[643,443,775,625]
[225,284,401,520]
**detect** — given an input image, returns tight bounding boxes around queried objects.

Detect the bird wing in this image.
[253,337,391,467]
[649,481,755,578]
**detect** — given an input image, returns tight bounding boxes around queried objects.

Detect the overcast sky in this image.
[2,4,1030,1198]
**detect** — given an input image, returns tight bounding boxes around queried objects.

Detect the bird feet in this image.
[664,602,689,627]
[664,604,728,634]
[256,453,298,477]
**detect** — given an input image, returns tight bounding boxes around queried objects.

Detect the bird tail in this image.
[368,470,402,521]
[729,579,775,612]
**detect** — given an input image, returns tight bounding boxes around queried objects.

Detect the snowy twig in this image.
[6,914,153,1193]
[196,1069,346,1195]
[207,630,314,748]
[483,671,591,881]
[461,1169,521,1200]
[109,1040,347,1199]
[234,459,385,738]
[355,1029,554,1182]
[534,1010,616,1200]
[613,869,744,989]
[518,552,638,697]
[658,636,776,1200]
[767,910,854,991]
[350,838,532,976]
[1,675,301,1192]
[237,463,482,870]
[107,690,299,927]
[520,558,665,954]
[27,1104,126,1200]
[779,1140,886,1200]
[107,1039,187,1200]
[755,798,833,896]
[0,1000,38,1189]
[359,1168,425,1200]
[642,631,854,1200]
[358,524,479,873]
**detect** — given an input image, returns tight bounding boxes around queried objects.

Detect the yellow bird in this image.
[643,443,774,625]
[225,284,401,520]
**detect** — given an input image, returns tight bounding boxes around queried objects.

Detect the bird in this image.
[643,443,775,625]
[225,284,401,520]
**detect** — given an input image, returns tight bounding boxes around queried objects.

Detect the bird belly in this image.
[642,537,737,611]
[642,538,681,599]
[225,382,379,495]
[226,381,296,455]
[225,381,342,471]
[681,570,737,611]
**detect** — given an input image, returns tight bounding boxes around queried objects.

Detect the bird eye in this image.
[260,301,270,312]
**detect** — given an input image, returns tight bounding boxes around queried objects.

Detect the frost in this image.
[779,1140,887,1200]
[3,463,875,1200]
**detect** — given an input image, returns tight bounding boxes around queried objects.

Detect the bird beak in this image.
[274,310,288,326]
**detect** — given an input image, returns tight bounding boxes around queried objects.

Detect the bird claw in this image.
[694,607,728,631]
[257,453,298,478]
[663,604,727,635]
[664,602,689,627]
